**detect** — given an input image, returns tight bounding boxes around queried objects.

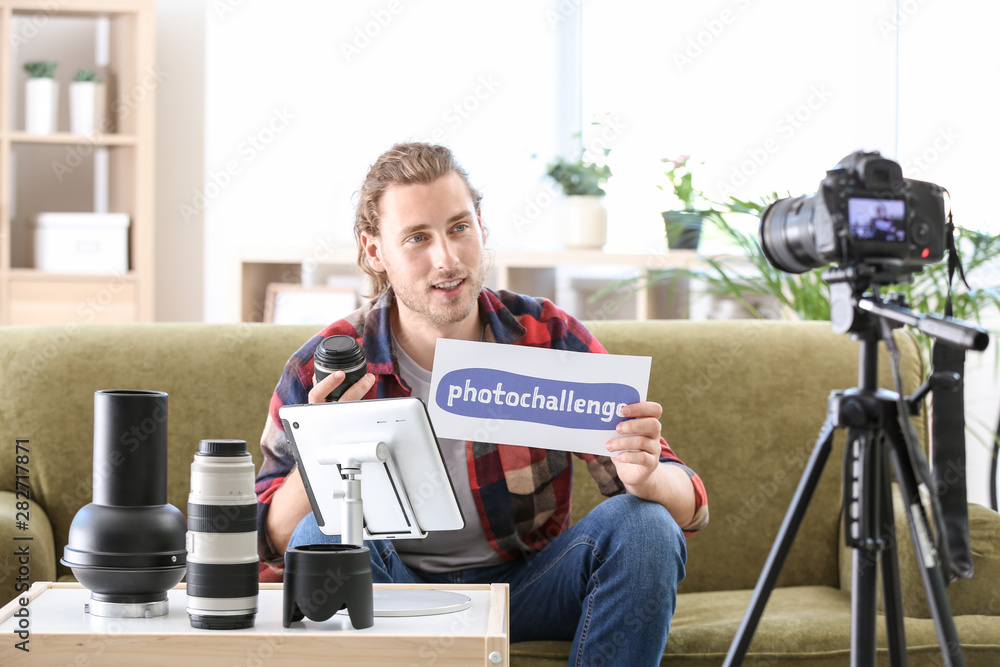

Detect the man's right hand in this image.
[308,370,376,404]
[266,370,377,556]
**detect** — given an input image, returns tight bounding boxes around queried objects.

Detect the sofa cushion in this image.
[838,486,1000,619]
[511,585,1000,666]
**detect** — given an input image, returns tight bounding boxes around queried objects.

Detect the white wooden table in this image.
[0,582,509,666]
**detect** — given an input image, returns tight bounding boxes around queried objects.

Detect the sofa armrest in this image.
[0,491,57,603]
[839,486,1000,617]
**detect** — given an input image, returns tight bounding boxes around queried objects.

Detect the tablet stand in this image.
[316,440,391,547]
[298,439,471,619]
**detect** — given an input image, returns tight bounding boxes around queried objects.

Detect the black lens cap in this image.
[315,335,364,368]
[198,439,249,457]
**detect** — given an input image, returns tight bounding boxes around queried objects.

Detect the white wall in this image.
[195,0,999,314]
[202,0,567,322]
[155,0,206,321]
[579,0,999,251]
[580,0,897,252]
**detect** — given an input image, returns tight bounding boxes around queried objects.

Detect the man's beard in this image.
[390,260,487,327]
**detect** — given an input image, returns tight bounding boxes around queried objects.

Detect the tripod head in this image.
[822,265,990,353]
[821,262,989,592]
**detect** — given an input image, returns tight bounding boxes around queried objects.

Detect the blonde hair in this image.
[354,143,483,296]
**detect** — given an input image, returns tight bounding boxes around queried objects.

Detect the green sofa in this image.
[1,320,998,665]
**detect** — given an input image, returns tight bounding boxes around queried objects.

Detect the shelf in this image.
[0,0,155,324]
[237,248,710,323]
[8,2,144,18]
[8,267,136,282]
[8,131,138,146]
[491,248,699,269]
[7,272,139,324]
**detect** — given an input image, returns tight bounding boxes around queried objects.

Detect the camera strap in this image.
[931,218,974,580]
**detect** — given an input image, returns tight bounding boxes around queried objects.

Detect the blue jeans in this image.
[288,494,686,667]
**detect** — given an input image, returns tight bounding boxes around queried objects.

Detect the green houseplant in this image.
[25,60,57,78]
[546,149,613,249]
[665,194,999,323]
[72,68,100,82]
[660,156,717,250]
[545,155,612,196]
[24,60,58,134]
[687,201,1000,468]
[595,189,1000,341]
[691,197,1000,342]
[688,195,833,320]
[70,68,105,135]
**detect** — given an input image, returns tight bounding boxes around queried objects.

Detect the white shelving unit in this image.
[0,0,155,325]
[238,247,702,323]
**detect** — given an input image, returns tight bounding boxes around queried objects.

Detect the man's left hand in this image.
[606,401,663,490]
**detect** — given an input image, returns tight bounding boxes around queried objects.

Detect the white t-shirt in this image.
[390,336,507,572]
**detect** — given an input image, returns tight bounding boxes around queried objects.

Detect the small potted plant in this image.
[24,60,58,134]
[660,155,715,250]
[546,152,613,250]
[70,69,105,135]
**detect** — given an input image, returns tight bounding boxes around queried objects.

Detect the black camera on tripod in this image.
[725,151,991,667]
[759,150,948,279]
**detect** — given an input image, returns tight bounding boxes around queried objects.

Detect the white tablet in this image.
[279,397,465,540]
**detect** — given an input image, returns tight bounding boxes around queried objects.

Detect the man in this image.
[256,142,709,665]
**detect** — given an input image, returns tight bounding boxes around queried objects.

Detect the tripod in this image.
[724,278,990,667]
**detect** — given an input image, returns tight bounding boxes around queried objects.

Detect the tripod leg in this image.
[878,447,908,667]
[885,425,966,667]
[723,414,837,667]
[849,428,879,666]
[848,430,910,667]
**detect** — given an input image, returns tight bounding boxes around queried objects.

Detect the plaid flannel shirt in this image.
[256,288,708,580]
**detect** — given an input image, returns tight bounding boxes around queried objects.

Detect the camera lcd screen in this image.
[847,197,906,242]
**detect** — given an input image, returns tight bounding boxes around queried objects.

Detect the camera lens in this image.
[186,439,259,630]
[314,335,367,402]
[759,195,826,274]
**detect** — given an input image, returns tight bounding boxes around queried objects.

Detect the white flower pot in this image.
[562,195,607,250]
[25,77,58,134]
[70,81,106,135]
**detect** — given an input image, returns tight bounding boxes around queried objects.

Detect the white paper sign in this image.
[428,339,652,456]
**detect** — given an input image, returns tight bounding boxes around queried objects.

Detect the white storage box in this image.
[33,212,130,274]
